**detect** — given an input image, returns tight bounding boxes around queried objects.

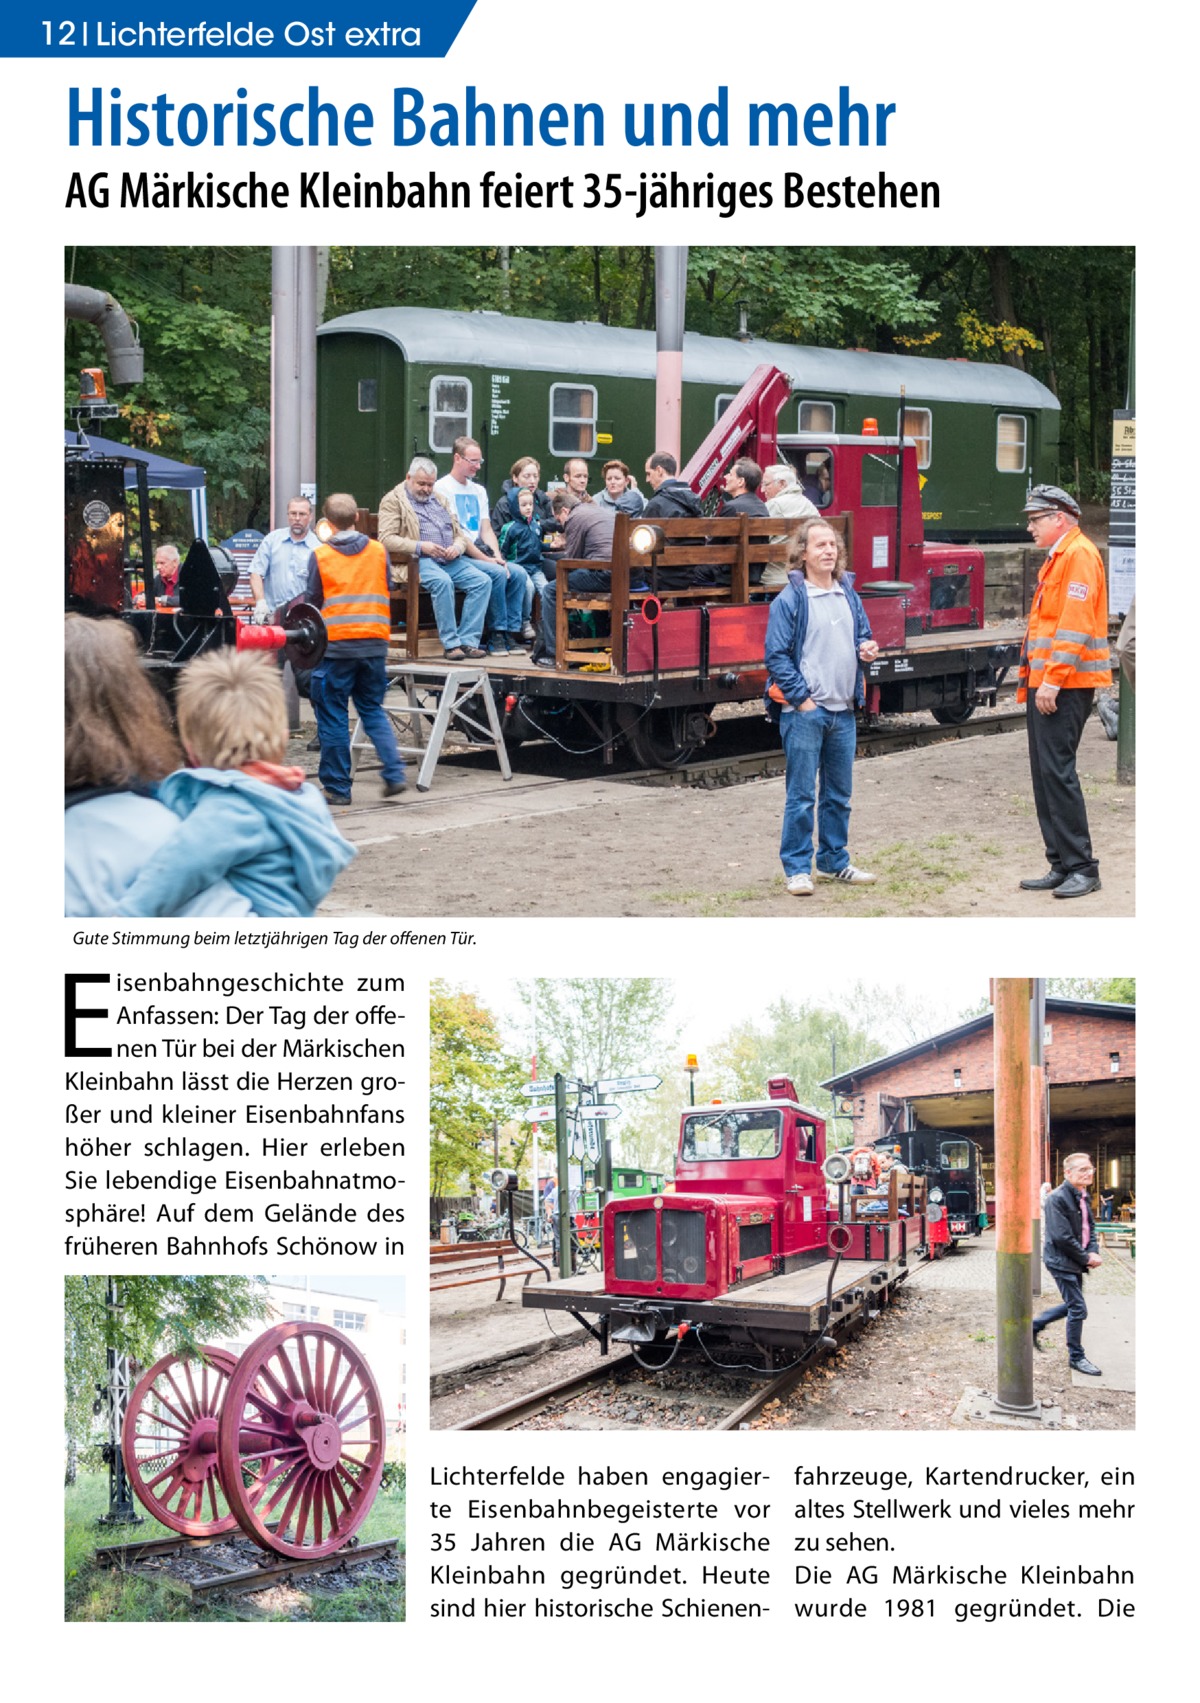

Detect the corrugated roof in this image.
[318,306,1060,410]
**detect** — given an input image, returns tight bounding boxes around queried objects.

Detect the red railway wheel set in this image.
[121,1322,386,1558]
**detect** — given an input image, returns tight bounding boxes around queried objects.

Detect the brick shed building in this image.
[821,1000,1135,1210]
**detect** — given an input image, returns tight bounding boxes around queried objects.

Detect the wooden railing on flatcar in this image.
[356,505,854,668]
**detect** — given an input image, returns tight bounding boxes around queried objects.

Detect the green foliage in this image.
[64,1276,270,1450]
[1047,977,1134,1005]
[429,982,528,1197]
[65,1473,404,1621]
[517,977,676,1086]
[703,997,886,1123]
[65,243,1133,538]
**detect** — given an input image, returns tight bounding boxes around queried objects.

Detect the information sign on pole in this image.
[595,1075,662,1095]
[1108,411,1135,616]
[523,1105,558,1123]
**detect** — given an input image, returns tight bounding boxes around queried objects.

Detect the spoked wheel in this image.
[616,703,710,769]
[930,702,975,726]
[218,1323,386,1559]
[122,1346,241,1536]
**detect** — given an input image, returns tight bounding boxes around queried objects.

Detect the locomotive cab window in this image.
[798,400,836,432]
[897,406,932,469]
[429,375,472,453]
[939,1140,972,1171]
[792,449,833,508]
[357,379,378,413]
[862,451,899,507]
[550,383,598,455]
[681,1109,781,1161]
[996,413,1028,472]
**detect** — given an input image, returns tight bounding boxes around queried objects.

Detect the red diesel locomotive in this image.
[526,1076,950,1372]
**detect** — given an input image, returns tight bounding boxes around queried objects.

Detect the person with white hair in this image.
[760,465,819,589]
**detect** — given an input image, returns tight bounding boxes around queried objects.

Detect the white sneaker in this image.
[817,864,877,885]
[786,872,814,896]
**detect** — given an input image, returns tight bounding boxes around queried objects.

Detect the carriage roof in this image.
[318,306,1060,410]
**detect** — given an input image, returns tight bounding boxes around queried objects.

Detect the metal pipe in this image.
[994,978,1036,1411]
[654,246,688,464]
[64,284,144,384]
[271,247,300,526]
[297,245,319,503]
[555,1073,571,1280]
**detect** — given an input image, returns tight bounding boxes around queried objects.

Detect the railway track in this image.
[316,703,1026,817]
[453,1347,829,1432]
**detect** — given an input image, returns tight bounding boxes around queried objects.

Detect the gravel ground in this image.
[432,1240,1135,1433]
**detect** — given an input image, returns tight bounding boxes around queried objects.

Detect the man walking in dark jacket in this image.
[1033,1153,1103,1374]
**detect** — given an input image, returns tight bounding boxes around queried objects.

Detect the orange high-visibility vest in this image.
[1017,526,1111,702]
[313,539,391,643]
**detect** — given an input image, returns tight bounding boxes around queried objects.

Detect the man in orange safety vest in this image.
[1016,485,1111,900]
[305,491,406,808]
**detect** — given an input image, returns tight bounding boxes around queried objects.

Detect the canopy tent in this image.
[64,430,208,541]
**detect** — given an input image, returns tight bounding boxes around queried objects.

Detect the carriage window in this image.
[898,406,932,469]
[862,451,899,507]
[429,375,471,452]
[714,393,737,423]
[939,1141,972,1170]
[996,413,1027,473]
[681,1109,781,1161]
[357,379,378,413]
[550,384,597,455]
[799,400,836,432]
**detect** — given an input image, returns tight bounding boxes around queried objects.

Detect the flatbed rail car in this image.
[524,1076,950,1372]
[317,306,1060,541]
[371,501,1023,769]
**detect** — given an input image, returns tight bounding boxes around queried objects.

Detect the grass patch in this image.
[65,1474,405,1622]
[867,837,975,902]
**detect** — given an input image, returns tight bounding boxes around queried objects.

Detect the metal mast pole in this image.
[100,1277,140,1525]
[555,1073,571,1279]
[654,246,688,465]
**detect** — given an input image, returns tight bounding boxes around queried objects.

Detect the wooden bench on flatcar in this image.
[550,510,852,670]
[356,506,854,666]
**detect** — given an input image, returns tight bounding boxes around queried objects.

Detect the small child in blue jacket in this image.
[499,484,548,632]
[115,649,354,917]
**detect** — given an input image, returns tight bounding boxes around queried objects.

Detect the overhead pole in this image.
[555,1073,571,1279]
[993,978,1037,1413]
[271,247,318,519]
[654,246,688,466]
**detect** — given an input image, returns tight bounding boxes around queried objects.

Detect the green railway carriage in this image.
[316,306,1060,541]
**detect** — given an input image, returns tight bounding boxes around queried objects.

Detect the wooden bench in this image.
[1096,1221,1136,1256]
[553,510,853,669]
[429,1239,551,1298]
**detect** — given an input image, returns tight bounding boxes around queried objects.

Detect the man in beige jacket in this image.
[377,456,491,660]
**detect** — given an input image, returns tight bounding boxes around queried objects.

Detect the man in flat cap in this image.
[1017,486,1111,899]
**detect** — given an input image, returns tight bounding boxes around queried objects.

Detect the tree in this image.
[1047,977,1134,1005]
[429,982,527,1199]
[64,1276,270,1456]
[701,997,887,1142]
[517,977,676,1087]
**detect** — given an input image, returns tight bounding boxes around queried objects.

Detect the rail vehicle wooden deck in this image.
[525,1250,913,1336]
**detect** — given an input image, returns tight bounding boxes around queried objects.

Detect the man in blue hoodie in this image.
[305,491,407,807]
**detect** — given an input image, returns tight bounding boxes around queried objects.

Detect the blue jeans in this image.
[474,557,528,637]
[523,567,548,623]
[419,555,490,649]
[779,704,857,875]
[310,654,405,800]
[1034,1268,1088,1361]
[539,569,613,653]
